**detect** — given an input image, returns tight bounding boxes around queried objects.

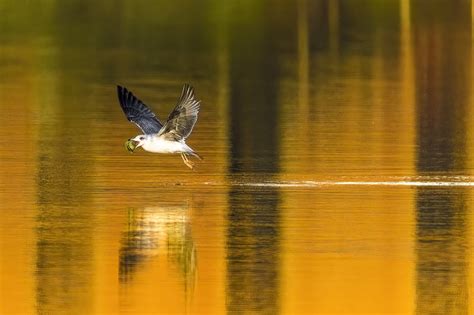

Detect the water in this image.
[0,0,473,314]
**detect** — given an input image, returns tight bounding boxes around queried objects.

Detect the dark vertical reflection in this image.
[36,91,94,313]
[415,188,469,314]
[226,186,280,314]
[34,3,100,311]
[225,1,287,311]
[412,1,471,314]
[413,1,471,173]
[227,0,291,173]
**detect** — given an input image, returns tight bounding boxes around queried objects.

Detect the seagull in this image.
[117,84,202,169]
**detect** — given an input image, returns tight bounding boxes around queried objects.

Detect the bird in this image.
[117,84,202,169]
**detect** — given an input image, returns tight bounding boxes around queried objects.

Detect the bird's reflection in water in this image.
[119,205,196,292]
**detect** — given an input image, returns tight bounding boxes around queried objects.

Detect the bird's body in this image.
[140,135,190,154]
[117,84,202,169]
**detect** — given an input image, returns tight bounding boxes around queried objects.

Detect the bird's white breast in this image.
[142,137,186,154]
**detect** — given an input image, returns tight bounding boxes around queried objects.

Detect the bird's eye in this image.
[139,136,145,140]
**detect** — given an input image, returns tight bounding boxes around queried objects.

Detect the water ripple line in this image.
[236,180,474,188]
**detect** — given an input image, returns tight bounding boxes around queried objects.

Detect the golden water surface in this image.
[1,0,474,314]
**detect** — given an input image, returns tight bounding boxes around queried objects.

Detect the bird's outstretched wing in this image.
[117,86,163,134]
[157,84,200,141]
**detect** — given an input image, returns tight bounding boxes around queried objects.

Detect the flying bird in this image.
[117,84,202,169]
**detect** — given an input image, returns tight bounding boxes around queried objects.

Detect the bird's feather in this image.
[157,84,200,141]
[117,86,163,134]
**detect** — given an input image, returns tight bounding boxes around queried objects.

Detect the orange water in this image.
[1,1,473,314]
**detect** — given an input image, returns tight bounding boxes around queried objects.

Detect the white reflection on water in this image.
[239,181,474,187]
[220,176,474,187]
[119,205,196,286]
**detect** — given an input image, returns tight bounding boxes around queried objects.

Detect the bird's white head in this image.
[130,134,148,149]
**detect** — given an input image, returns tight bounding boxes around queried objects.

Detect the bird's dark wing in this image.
[117,85,163,134]
[157,84,200,141]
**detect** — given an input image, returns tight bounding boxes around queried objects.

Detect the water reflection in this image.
[413,0,471,173]
[35,204,94,315]
[119,205,196,291]
[227,0,282,174]
[226,186,281,314]
[226,5,282,309]
[225,5,282,311]
[35,80,95,314]
[416,188,469,314]
[413,2,471,312]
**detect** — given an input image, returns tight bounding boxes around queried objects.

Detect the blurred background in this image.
[0,0,473,314]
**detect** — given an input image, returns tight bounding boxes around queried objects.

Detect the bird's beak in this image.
[134,140,143,148]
